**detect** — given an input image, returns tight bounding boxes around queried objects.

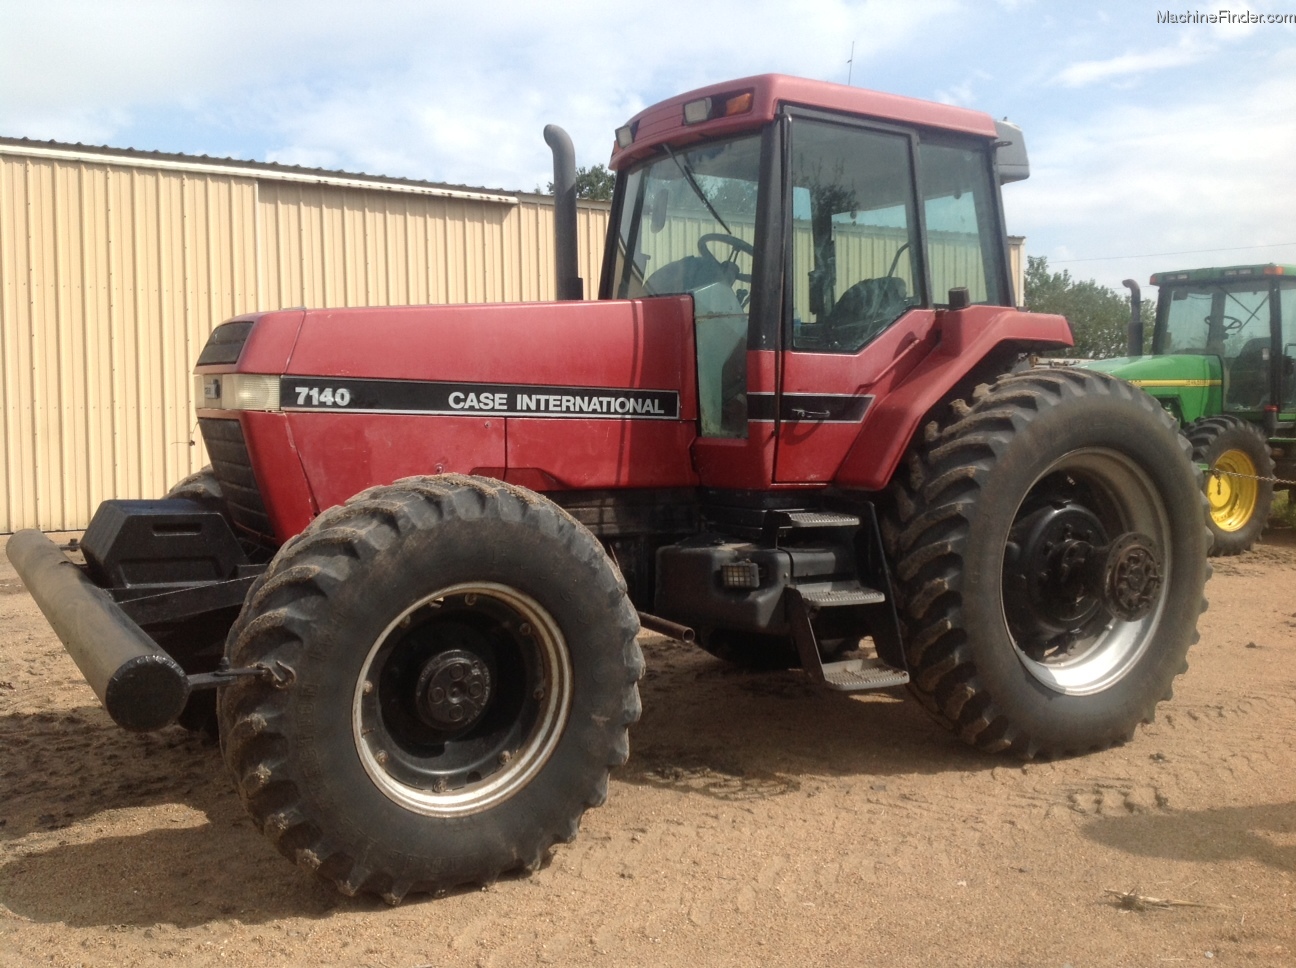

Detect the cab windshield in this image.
[1159,281,1271,356]
[609,133,762,309]
[609,134,762,437]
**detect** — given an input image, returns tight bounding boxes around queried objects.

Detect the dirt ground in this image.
[1,530,1294,968]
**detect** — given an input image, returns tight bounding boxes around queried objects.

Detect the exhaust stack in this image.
[1123,279,1143,357]
[544,125,583,301]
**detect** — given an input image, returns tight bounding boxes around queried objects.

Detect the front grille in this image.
[199,417,275,540]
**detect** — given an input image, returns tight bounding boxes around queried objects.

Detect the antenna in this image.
[847,41,855,85]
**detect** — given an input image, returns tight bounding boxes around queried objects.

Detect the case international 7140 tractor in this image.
[8,75,1209,903]
[1083,265,1295,555]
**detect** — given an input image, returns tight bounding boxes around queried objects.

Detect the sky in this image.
[2,0,1294,294]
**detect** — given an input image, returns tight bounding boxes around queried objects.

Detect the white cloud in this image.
[1006,45,1296,290]
[0,0,958,187]
[1054,37,1210,87]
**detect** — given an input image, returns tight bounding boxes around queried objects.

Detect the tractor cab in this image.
[1152,265,1296,422]
[601,75,1029,489]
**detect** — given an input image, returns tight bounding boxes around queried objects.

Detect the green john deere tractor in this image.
[1083,263,1296,555]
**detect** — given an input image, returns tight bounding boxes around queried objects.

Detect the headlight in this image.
[194,373,281,412]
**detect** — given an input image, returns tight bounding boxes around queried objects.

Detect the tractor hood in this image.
[1081,353,1219,385]
[1080,353,1222,423]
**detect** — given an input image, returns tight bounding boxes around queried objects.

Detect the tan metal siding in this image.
[0,148,612,532]
[0,155,264,531]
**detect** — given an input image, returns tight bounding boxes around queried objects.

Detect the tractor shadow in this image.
[1082,800,1296,872]
[0,635,994,928]
[0,705,355,927]
[618,633,995,802]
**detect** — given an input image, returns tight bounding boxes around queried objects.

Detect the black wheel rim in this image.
[999,448,1171,696]
[352,582,572,816]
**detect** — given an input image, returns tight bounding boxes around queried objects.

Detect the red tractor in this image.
[9,75,1208,903]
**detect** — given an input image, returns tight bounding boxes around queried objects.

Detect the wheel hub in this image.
[1004,502,1108,643]
[1096,532,1163,622]
[1005,500,1166,653]
[415,648,492,731]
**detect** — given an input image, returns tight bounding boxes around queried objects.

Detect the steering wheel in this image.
[698,233,754,284]
[1221,315,1245,335]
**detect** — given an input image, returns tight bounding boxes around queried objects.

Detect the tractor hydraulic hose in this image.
[6,529,190,732]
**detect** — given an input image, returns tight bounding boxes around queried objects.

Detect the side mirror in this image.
[994,119,1029,185]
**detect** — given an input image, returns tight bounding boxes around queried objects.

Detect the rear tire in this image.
[163,465,230,738]
[218,475,642,902]
[1185,415,1273,556]
[886,369,1209,757]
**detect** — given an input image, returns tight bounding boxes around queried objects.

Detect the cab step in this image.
[821,656,910,690]
[787,584,909,693]
[797,580,885,607]
[781,510,861,529]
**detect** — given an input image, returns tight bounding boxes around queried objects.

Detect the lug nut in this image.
[519,622,532,636]
[498,750,512,765]
[375,750,389,766]
[362,680,374,696]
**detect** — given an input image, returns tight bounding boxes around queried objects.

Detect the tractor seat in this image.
[1225,337,1270,409]
[823,276,910,347]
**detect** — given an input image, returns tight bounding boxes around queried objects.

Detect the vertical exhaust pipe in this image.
[544,124,583,301]
[1123,278,1143,357]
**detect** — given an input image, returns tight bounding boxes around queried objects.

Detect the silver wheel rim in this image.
[1001,448,1171,696]
[352,581,572,817]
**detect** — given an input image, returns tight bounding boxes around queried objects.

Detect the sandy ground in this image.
[1,531,1295,968]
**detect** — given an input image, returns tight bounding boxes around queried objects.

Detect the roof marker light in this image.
[723,92,753,116]
[683,98,712,125]
[615,125,634,149]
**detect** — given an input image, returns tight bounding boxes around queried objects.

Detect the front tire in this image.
[1185,415,1273,556]
[218,475,642,902]
[887,369,1209,757]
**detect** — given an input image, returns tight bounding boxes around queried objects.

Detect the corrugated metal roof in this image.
[0,135,532,201]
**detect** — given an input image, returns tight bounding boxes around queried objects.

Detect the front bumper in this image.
[7,529,191,732]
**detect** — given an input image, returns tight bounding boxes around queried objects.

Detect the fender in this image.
[835,306,1072,491]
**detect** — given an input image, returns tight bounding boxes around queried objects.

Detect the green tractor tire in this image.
[1185,415,1274,556]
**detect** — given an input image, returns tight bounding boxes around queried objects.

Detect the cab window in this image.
[918,140,1009,307]
[789,119,921,352]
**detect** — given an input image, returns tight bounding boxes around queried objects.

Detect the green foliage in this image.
[1024,255,1150,359]
[1270,490,1296,529]
[546,164,615,201]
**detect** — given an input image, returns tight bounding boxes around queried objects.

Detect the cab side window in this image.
[918,140,1009,307]
[789,120,921,352]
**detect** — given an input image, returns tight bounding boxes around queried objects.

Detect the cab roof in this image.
[609,73,999,170]
[1151,264,1296,285]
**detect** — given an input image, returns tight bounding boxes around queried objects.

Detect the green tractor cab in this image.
[1083,264,1296,554]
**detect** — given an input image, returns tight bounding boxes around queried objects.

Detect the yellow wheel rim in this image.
[1208,449,1259,533]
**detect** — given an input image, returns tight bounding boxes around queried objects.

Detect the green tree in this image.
[1024,255,1149,359]
[546,163,615,201]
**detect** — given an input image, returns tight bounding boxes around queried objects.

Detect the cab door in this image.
[773,112,1012,484]
[773,115,923,483]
